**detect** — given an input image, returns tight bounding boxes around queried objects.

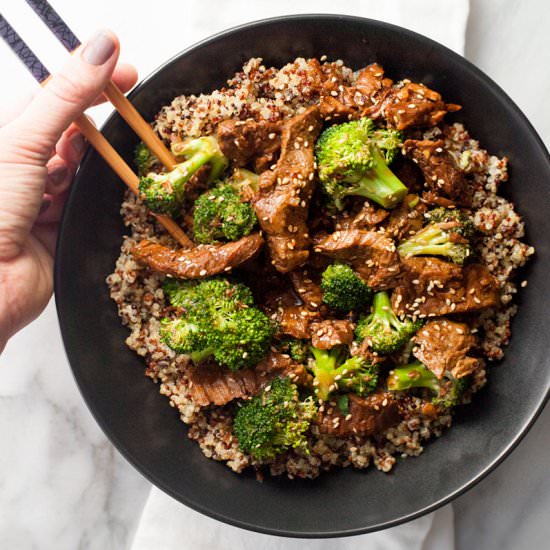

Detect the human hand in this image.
[0,30,137,351]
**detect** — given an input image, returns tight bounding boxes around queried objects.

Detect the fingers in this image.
[91,62,138,106]
[36,191,68,225]
[5,29,120,165]
[0,29,120,261]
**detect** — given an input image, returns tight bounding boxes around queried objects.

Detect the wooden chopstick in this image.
[24,0,177,171]
[0,14,193,249]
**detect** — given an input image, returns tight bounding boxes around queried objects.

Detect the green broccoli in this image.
[278,338,310,363]
[138,136,228,216]
[226,168,260,201]
[320,263,372,311]
[425,207,475,237]
[397,220,472,265]
[164,277,254,311]
[315,117,408,210]
[387,360,468,409]
[355,291,422,355]
[233,377,317,460]
[309,346,379,402]
[134,142,160,177]
[160,277,274,370]
[193,183,257,244]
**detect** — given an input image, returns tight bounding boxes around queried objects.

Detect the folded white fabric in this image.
[131,1,468,549]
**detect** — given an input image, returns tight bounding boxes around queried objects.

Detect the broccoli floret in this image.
[320,263,372,311]
[355,291,422,355]
[226,168,260,201]
[425,207,475,238]
[233,377,317,460]
[161,278,273,370]
[164,277,254,311]
[134,142,160,177]
[397,221,472,264]
[278,338,310,363]
[138,136,228,216]
[193,183,257,244]
[309,346,378,402]
[315,117,408,210]
[159,317,208,356]
[387,360,468,409]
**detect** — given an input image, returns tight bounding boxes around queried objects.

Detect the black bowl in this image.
[55,15,550,537]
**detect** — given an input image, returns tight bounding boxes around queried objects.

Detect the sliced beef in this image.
[413,319,481,379]
[263,289,319,339]
[318,392,400,437]
[383,194,427,240]
[132,233,263,279]
[403,139,472,206]
[313,229,401,290]
[217,119,282,173]
[318,63,393,122]
[186,351,308,407]
[310,320,355,349]
[421,190,458,209]
[392,257,500,317]
[183,164,212,203]
[367,81,461,131]
[334,200,389,231]
[355,63,393,102]
[288,269,324,310]
[253,106,323,273]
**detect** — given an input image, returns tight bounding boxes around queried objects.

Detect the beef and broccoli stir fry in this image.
[108,57,533,478]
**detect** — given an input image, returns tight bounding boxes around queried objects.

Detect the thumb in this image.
[6,29,120,164]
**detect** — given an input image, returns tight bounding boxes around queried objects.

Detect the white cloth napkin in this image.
[131,1,468,549]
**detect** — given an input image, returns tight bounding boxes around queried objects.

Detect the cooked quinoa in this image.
[106,57,533,479]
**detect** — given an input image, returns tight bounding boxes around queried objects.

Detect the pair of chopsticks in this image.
[0,1,193,248]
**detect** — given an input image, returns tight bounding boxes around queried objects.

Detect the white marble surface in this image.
[0,0,548,549]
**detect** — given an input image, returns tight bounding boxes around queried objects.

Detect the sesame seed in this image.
[199,269,207,276]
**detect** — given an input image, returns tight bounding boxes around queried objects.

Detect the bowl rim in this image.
[55,13,550,538]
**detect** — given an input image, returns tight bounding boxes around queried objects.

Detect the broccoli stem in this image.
[387,361,439,392]
[348,147,408,209]
[371,290,395,329]
[165,149,214,190]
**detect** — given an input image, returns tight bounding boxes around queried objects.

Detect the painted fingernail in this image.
[70,133,86,156]
[48,165,69,186]
[39,199,52,215]
[81,30,116,65]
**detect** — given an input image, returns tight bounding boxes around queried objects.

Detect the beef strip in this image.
[217,119,282,173]
[313,229,401,290]
[367,81,461,131]
[186,351,308,407]
[413,319,481,379]
[355,63,393,102]
[318,63,393,122]
[421,190,458,209]
[382,194,427,240]
[253,106,323,272]
[392,257,500,316]
[263,289,319,339]
[132,233,264,279]
[310,320,355,349]
[288,269,324,310]
[318,392,400,437]
[334,200,389,231]
[403,139,472,206]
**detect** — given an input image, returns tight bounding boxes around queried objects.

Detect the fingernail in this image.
[39,199,52,215]
[81,30,116,65]
[48,165,69,186]
[70,133,87,156]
